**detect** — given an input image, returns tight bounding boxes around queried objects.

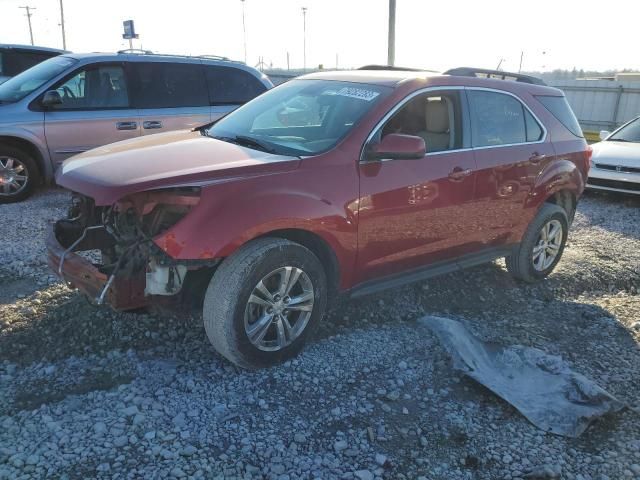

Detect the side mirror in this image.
[41,90,62,107]
[599,130,611,141]
[365,133,426,161]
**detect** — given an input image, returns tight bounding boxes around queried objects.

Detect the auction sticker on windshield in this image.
[336,87,380,101]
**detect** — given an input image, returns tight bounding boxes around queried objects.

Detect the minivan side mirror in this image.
[599,130,611,141]
[41,90,63,107]
[365,133,426,161]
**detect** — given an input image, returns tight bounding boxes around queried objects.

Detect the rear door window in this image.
[131,62,209,109]
[536,95,583,138]
[468,90,542,147]
[1,50,56,76]
[51,63,130,109]
[205,66,267,105]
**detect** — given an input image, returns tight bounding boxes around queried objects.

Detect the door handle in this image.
[143,120,163,129]
[116,121,137,131]
[448,167,473,181]
[529,152,546,164]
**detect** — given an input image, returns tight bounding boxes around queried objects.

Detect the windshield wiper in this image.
[609,138,633,143]
[213,135,276,153]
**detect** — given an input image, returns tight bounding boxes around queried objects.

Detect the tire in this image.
[506,204,569,283]
[203,238,328,369]
[0,146,40,204]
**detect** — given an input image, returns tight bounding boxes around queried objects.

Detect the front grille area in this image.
[588,177,640,192]
[595,163,640,174]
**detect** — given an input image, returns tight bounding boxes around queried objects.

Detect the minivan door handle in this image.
[143,120,163,130]
[529,152,546,164]
[116,121,137,131]
[448,167,473,181]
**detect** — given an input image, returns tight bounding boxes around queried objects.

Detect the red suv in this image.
[48,67,590,368]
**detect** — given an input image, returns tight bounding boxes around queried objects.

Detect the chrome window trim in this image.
[466,86,547,150]
[360,85,547,163]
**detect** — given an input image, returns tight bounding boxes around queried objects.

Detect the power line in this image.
[19,6,36,46]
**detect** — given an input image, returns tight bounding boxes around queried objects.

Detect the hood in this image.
[56,129,300,205]
[591,140,640,168]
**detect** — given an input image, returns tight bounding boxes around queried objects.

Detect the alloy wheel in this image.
[0,156,29,196]
[532,219,563,271]
[244,266,314,352]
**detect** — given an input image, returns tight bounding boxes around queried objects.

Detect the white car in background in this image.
[588,115,640,194]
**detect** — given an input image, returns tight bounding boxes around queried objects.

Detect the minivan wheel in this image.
[203,238,327,369]
[0,147,39,204]
[506,204,568,283]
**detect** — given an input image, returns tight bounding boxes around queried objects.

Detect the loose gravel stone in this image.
[0,189,639,479]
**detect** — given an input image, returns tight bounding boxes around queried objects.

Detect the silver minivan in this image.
[0,52,272,203]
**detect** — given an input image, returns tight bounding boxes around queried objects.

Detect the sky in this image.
[0,0,638,73]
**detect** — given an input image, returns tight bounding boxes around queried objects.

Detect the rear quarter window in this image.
[536,95,583,138]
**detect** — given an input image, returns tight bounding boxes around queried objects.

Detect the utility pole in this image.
[519,51,524,73]
[59,0,67,50]
[302,7,307,71]
[241,0,247,63]
[387,0,396,66]
[19,6,36,45]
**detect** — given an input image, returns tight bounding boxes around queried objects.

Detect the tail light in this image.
[584,145,593,172]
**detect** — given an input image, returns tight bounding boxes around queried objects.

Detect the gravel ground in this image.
[1,187,639,480]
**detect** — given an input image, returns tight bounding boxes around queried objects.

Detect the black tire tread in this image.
[506,203,568,283]
[203,237,325,369]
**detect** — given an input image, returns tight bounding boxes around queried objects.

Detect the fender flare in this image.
[527,158,584,211]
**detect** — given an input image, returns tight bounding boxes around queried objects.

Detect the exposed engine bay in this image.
[50,187,218,311]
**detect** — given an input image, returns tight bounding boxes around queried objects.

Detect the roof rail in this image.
[114,50,242,64]
[444,67,546,86]
[198,54,231,61]
[117,48,153,55]
[357,64,424,72]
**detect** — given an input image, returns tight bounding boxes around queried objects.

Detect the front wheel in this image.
[203,238,327,369]
[0,146,39,204]
[506,204,569,282]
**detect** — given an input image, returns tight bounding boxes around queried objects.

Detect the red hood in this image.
[56,130,300,205]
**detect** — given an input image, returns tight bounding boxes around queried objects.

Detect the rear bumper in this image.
[46,225,148,310]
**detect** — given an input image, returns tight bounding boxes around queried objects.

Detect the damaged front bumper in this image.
[46,224,149,310]
[46,188,214,311]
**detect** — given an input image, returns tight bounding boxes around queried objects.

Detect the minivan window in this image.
[131,62,208,109]
[536,95,583,138]
[205,66,266,105]
[208,79,389,156]
[0,56,76,104]
[1,50,56,77]
[468,90,541,147]
[51,64,129,109]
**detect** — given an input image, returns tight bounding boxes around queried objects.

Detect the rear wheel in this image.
[0,146,39,204]
[506,204,568,282]
[203,238,327,368]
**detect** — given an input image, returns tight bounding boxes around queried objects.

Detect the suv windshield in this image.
[608,117,640,143]
[207,79,390,156]
[0,56,76,104]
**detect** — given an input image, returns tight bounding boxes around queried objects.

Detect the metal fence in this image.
[547,80,640,133]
